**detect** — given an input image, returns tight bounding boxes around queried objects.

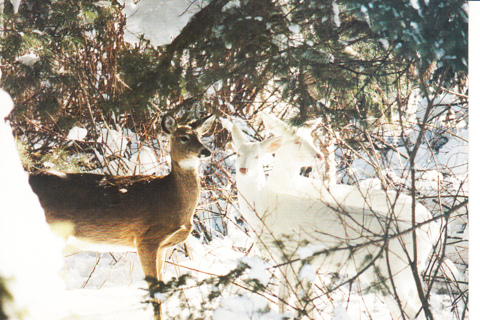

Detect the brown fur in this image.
[28,115,214,319]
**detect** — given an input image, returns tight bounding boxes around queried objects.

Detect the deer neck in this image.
[168,160,202,212]
[171,160,200,186]
[236,163,266,205]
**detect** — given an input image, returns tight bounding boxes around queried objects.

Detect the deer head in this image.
[162,114,214,169]
[231,124,284,177]
[261,112,323,169]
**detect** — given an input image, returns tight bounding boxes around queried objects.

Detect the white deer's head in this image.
[261,112,323,170]
[231,124,284,178]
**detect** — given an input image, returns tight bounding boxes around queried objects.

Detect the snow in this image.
[67,126,88,141]
[299,264,316,282]
[410,0,420,11]
[130,146,161,175]
[10,0,22,14]
[332,2,341,27]
[64,286,151,320]
[437,128,468,178]
[0,89,67,319]
[222,0,241,12]
[213,295,282,320]
[288,23,301,34]
[240,257,271,287]
[378,38,389,49]
[16,53,40,66]
[120,0,201,46]
[97,127,128,156]
[296,243,326,259]
[333,303,351,320]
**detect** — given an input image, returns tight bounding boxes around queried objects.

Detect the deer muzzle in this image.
[200,148,212,158]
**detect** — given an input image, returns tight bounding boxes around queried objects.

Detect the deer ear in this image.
[162,115,177,135]
[261,136,285,153]
[261,112,289,136]
[231,124,248,147]
[192,114,215,136]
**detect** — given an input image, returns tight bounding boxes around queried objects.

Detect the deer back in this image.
[29,115,214,249]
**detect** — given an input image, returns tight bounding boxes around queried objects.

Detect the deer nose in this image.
[239,168,248,175]
[200,148,212,158]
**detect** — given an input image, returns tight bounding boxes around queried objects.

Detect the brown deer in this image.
[29,114,215,320]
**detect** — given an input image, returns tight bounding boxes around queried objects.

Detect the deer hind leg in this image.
[383,271,426,320]
[277,263,296,314]
[372,251,425,320]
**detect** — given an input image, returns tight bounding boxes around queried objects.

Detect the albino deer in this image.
[260,112,324,193]
[262,113,434,224]
[230,123,439,320]
[29,115,214,320]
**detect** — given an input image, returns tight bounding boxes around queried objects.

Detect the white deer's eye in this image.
[180,136,189,143]
[254,155,259,159]
[294,139,301,145]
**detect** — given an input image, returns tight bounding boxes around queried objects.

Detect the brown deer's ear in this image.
[190,114,215,136]
[162,115,177,134]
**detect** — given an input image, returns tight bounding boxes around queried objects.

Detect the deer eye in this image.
[254,155,259,159]
[293,138,301,145]
[180,136,189,143]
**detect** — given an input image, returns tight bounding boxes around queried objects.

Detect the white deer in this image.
[230,122,439,320]
[262,113,436,227]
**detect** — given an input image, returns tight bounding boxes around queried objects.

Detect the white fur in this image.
[263,114,436,226]
[65,236,136,254]
[178,158,200,169]
[261,112,324,195]
[46,169,68,178]
[230,123,439,320]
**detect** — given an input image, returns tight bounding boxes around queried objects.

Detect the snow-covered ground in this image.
[0,89,66,319]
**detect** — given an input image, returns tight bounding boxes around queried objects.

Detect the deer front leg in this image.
[136,227,193,320]
[136,240,163,320]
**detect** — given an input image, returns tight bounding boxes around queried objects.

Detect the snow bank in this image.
[0,89,67,319]
[213,294,283,320]
[121,0,201,46]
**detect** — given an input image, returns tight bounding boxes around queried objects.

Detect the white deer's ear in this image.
[231,124,248,146]
[261,136,285,153]
[300,117,322,135]
[162,115,177,135]
[304,117,323,128]
[219,117,233,131]
[192,115,215,136]
[261,112,289,136]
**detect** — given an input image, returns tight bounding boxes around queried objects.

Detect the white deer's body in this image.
[263,113,436,234]
[231,122,439,320]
